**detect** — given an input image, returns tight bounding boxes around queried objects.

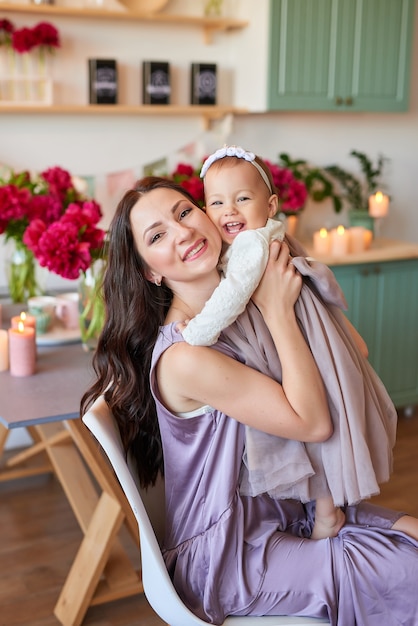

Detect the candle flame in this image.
[337,225,345,235]
[375,191,383,203]
[319,228,328,238]
[18,321,25,333]
[20,312,27,322]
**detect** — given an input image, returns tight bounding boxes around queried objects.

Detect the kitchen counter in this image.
[301,238,418,408]
[301,238,418,266]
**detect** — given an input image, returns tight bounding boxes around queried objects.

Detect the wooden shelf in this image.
[0,104,248,128]
[0,3,248,44]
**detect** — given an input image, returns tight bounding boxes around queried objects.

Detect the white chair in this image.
[82,396,329,626]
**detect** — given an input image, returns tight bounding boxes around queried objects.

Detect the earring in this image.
[154,278,162,287]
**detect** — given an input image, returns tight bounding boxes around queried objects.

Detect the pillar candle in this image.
[0,329,8,372]
[364,229,373,250]
[330,225,349,256]
[8,322,36,377]
[313,228,331,255]
[349,226,367,253]
[11,311,37,330]
[368,191,389,217]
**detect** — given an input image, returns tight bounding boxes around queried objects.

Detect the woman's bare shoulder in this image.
[157,340,226,413]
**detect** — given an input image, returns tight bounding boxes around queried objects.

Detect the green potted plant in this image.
[278,153,343,214]
[324,150,389,232]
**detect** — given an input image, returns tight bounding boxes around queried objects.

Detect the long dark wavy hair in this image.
[80,177,202,489]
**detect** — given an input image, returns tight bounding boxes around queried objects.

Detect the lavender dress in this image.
[150,323,418,625]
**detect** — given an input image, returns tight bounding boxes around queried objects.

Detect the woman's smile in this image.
[183,238,207,261]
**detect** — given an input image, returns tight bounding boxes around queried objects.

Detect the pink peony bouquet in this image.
[1,166,106,282]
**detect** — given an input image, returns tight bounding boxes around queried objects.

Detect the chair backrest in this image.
[82,396,329,626]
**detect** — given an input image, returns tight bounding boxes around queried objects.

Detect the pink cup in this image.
[55,292,80,330]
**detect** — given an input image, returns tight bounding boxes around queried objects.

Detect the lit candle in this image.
[364,229,373,250]
[11,311,37,330]
[313,228,331,255]
[349,226,367,253]
[330,225,349,256]
[8,321,36,377]
[0,329,8,372]
[368,191,389,217]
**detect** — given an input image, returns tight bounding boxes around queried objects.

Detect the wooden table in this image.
[0,341,143,626]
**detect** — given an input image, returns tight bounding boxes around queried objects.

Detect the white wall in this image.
[1,0,418,289]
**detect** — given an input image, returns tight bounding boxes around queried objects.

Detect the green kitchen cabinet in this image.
[268,0,415,112]
[331,258,418,408]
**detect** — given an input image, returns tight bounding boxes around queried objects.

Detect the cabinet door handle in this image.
[374,266,381,274]
[345,97,353,106]
[360,269,370,277]
[335,97,343,105]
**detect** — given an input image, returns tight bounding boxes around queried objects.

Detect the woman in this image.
[82,177,418,626]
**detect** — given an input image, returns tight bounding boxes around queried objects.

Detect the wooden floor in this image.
[1,407,418,626]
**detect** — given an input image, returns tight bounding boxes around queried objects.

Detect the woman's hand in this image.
[252,240,302,326]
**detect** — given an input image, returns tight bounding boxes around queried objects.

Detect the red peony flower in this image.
[41,166,74,199]
[0,19,14,34]
[0,19,15,46]
[32,22,60,51]
[169,162,205,207]
[21,217,45,251]
[29,194,63,224]
[0,185,31,234]
[12,27,37,54]
[25,220,93,280]
[265,160,308,215]
[179,176,204,206]
[23,199,106,280]
[172,163,195,178]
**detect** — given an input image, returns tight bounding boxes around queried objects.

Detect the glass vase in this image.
[204,0,224,16]
[348,209,375,235]
[5,240,45,304]
[78,259,106,352]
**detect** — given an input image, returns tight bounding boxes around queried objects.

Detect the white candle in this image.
[368,191,389,217]
[313,228,331,255]
[349,226,367,253]
[330,225,349,256]
[8,322,36,377]
[0,329,8,372]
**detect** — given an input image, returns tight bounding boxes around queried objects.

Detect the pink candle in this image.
[8,322,36,377]
[11,311,37,330]
[349,226,367,253]
[0,329,8,372]
[368,191,389,217]
[364,229,373,249]
[313,228,330,255]
[330,225,349,256]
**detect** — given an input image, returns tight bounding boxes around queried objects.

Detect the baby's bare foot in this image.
[311,507,346,540]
